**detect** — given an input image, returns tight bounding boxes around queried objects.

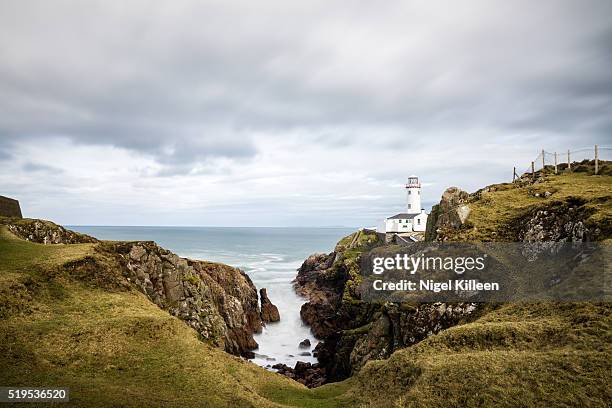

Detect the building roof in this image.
[387,213,419,220]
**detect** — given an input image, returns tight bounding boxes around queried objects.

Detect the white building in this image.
[378,176,428,233]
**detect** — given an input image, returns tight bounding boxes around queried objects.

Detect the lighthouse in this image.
[377,175,428,235]
[405,176,421,214]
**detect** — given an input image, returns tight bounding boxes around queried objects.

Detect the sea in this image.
[69,226,353,368]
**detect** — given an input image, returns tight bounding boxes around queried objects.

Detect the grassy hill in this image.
[0,166,610,407]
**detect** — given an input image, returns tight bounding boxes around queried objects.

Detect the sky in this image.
[0,0,611,227]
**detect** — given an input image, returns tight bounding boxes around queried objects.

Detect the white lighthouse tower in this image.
[377,175,428,235]
[405,175,421,214]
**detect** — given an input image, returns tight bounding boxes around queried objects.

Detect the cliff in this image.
[293,161,612,394]
[0,217,263,356]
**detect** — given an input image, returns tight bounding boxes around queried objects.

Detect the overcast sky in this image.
[1,0,611,226]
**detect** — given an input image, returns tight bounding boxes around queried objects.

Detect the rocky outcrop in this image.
[347,302,477,370]
[518,199,595,243]
[290,230,482,384]
[3,219,98,244]
[2,218,263,357]
[272,362,326,388]
[100,241,262,356]
[425,187,470,241]
[259,288,280,322]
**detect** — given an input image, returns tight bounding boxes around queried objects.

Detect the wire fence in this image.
[514,145,611,181]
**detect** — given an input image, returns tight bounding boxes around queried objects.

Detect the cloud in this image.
[0,0,610,225]
[21,161,63,173]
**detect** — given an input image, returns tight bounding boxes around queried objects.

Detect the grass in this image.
[352,302,612,407]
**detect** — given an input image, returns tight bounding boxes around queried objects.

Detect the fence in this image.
[513,145,611,181]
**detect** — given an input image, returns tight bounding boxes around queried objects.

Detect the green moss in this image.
[343,322,373,336]
[184,274,201,286]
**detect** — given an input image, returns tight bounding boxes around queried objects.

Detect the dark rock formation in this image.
[0,195,22,218]
[3,219,98,244]
[272,362,326,388]
[259,288,280,323]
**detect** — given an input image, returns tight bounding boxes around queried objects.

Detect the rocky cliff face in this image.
[105,241,263,356]
[2,219,264,357]
[294,238,478,383]
[3,219,98,244]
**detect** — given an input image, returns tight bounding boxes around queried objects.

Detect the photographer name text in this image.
[372,279,500,292]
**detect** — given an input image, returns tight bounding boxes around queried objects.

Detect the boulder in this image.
[298,339,311,349]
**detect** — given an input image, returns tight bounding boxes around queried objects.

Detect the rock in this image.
[457,204,471,224]
[260,288,280,322]
[426,187,471,241]
[4,219,97,244]
[299,352,311,356]
[273,362,326,388]
[241,350,255,359]
[107,241,263,357]
[129,245,147,261]
[517,199,596,260]
[298,339,311,349]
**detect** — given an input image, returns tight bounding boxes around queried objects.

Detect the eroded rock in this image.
[259,288,280,322]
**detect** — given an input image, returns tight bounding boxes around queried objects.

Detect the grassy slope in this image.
[352,302,611,407]
[0,227,354,407]
[452,171,612,241]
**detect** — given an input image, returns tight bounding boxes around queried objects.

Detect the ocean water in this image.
[69,226,352,368]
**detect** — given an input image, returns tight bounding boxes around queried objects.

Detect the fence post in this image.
[541,149,545,171]
[554,152,558,174]
[595,145,598,175]
[567,149,571,171]
[512,167,515,182]
[531,161,535,179]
